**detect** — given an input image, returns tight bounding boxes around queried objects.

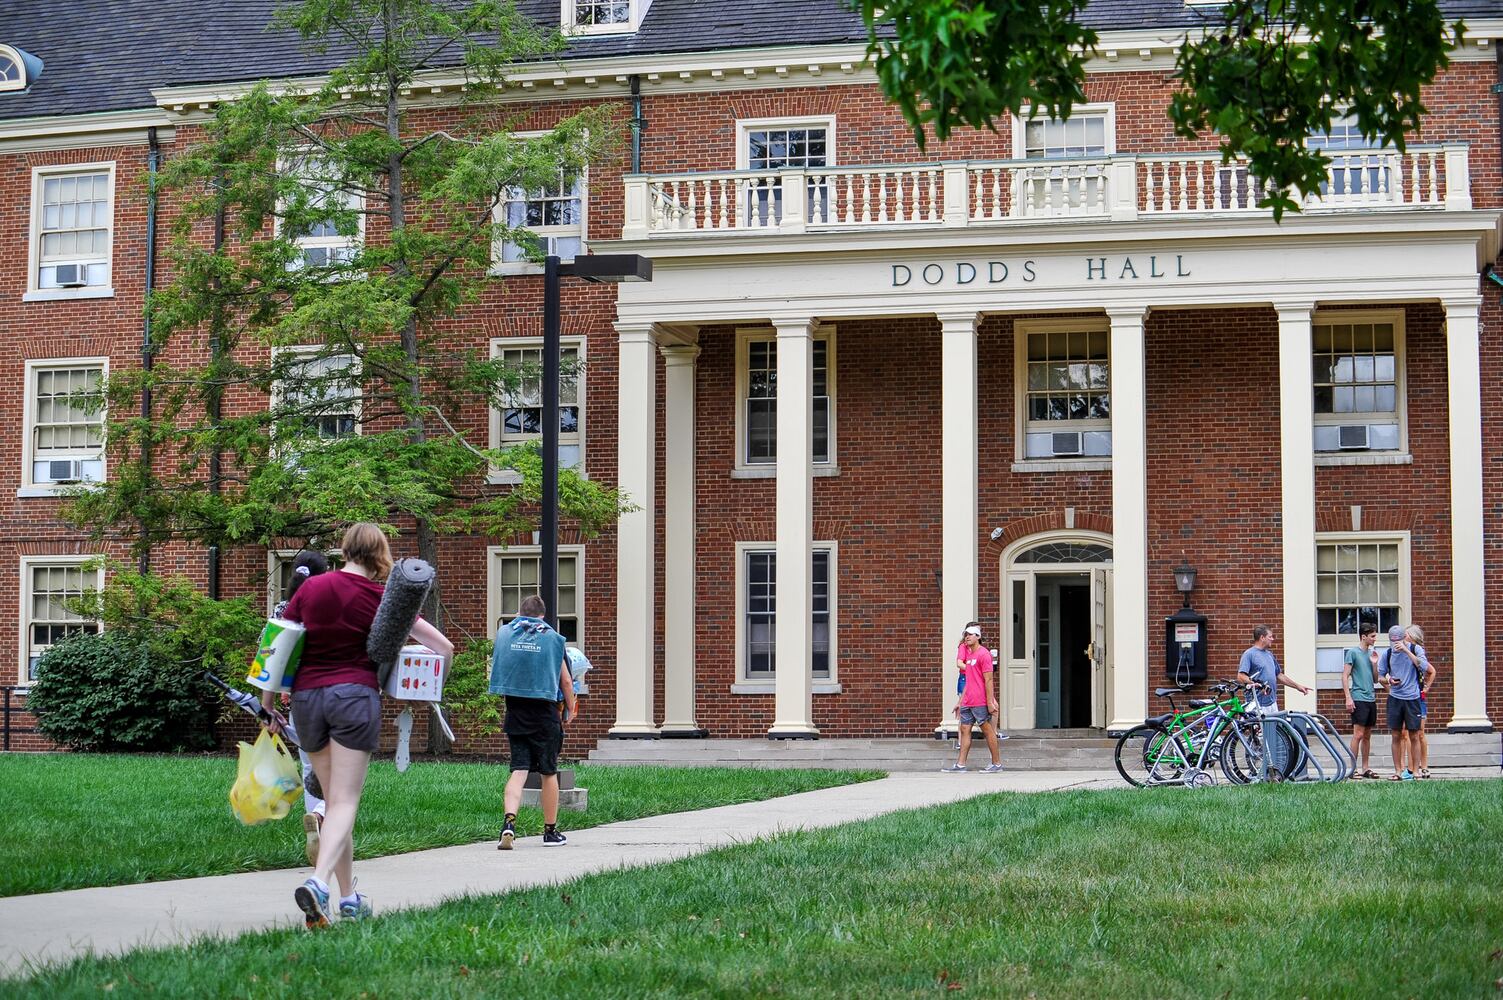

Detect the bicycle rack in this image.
[1257,711,1353,783]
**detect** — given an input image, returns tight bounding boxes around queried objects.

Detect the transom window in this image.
[497,171,584,268]
[1018,324,1111,460]
[491,339,584,471]
[25,360,106,489]
[23,559,102,683]
[32,166,113,291]
[1014,542,1113,564]
[1316,540,1402,638]
[743,548,833,680]
[739,330,834,467]
[490,548,581,645]
[1312,315,1402,453]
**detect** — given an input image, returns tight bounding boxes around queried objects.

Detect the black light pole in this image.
[540,253,654,633]
[542,255,562,631]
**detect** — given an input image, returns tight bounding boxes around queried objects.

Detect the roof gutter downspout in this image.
[630,73,644,173]
[139,126,160,575]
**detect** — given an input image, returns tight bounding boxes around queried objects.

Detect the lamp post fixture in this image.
[1172,559,1197,609]
[541,253,653,632]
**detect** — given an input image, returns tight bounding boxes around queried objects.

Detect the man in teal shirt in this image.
[1342,622,1380,778]
[490,595,577,849]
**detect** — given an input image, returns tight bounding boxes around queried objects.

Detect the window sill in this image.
[16,486,80,498]
[23,287,115,303]
[731,681,843,695]
[730,465,841,480]
[1011,459,1111,473]
[488,470,523,486]
[1313,452,1412,467]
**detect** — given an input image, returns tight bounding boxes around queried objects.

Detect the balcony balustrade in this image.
[621,145,1471,240]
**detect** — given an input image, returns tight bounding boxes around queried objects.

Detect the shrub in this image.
[28,631,222,752]
[443,637,502,739]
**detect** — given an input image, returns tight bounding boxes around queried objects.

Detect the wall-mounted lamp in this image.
[1173,559,1197,609]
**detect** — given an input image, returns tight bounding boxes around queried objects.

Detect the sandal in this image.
[1418,768,1432,779]
[1361,769,1381,780]
[1387,773,1404,781]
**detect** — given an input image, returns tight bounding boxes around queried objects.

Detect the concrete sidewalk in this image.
[0,769,1116,977]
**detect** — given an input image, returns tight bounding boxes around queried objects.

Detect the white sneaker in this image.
[941,763,967,773]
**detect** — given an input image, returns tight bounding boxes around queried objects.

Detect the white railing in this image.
[621,144,1470,238]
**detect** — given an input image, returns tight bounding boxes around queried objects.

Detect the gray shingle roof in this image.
[3,0,1498,123]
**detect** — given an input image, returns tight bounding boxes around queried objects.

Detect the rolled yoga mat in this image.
[368,558,435,689]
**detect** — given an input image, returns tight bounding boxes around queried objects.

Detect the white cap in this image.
[965,625,982,636]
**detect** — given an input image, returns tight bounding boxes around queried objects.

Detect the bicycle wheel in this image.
[1115,725,1191,787]
[1220,716,1300,783]
[1219,716,1267,784]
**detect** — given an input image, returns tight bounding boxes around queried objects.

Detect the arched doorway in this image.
[1000,532,1113,730]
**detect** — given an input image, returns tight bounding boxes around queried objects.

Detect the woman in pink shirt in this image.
[943,622,1005,773]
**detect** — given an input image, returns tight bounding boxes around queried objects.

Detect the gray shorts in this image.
[292,683,382,753]
[958,705,992,726]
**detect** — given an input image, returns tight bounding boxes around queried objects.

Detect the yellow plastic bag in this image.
[229,730,302,826]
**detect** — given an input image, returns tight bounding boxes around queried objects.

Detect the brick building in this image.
[1,1,1500,755]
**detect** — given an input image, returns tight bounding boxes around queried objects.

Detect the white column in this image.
[1443,297,1493,731]
[1277,302,1318,712]
[769,318,818,738]
[1107,307,1150,732]
[610,323,660,737]
[659,342,705,737]
[937,312,980,734]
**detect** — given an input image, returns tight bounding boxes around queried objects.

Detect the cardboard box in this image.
[384,644,445,702]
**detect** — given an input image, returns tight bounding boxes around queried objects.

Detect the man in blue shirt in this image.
[490,595,577,849]
[1377,624,1434,780]
[1236,625,1312,712]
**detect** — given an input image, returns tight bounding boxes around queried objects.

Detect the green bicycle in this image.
[1114,681,1280,787]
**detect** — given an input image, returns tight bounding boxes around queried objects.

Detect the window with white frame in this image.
[563,0,643,32]
[737,118,834,227]
[737,328,835,468]
[489,338,584,470]
[1312,313,1403,453]
[1308,114,1392,198]
[30,165,113,292]
[0,45,31,92]
[21,558,102,683]
[1014,108,1112,215]
[495,162,585,270]
[1314,534,1408,677]
[274,350,361,443]
[489,547,582,645]
[740,546,834,681]
[24,359,106,489]
[280,154,363,269]
[1017,322,1111,460]
[266,549,344,615]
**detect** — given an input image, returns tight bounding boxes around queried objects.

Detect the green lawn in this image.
[8,780,1500,998]
[0,754,878,897]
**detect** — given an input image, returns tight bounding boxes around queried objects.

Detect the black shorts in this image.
[1350,701,1377,728]
[292,683,382,753]
[504,697,563,776]
[1386,696,1423,733]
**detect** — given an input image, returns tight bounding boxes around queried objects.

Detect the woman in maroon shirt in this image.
[261,522,453,928]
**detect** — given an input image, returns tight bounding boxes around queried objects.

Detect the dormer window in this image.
[0,45,41,93]
[563,0,646,34]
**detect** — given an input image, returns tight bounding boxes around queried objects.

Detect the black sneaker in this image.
[542,829,567,847]
[498,823,515,851]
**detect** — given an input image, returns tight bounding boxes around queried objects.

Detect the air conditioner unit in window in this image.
[1050,432,1083,457]
[52,263,88,288]
[1337,424,1370,450]
[45,459,84,483]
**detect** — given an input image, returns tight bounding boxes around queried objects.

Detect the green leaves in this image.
[855,0,1463,218]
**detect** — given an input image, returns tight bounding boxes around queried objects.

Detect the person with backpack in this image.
[1378,624,1434,781]
[490,595,578,848]
[1404,623,1435,778]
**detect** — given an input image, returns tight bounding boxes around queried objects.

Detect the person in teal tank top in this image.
[1342,622,1380,778]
